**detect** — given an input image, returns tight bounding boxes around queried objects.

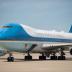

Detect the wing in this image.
[41,43,72,51]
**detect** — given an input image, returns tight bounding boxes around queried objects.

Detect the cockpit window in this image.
[0,26,13,28]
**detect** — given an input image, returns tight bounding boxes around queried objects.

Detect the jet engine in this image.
[70,49,72,55]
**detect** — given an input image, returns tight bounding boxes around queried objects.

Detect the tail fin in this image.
[69,25,72,33]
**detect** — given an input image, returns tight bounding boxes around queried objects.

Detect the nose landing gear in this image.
[7,53,14,62]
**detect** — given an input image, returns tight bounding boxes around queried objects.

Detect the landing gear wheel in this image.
[58,48,66,60]
[39,56,46,60]
[7,52,14,62]
[7,57,14,62]
[25,55,32,60]
[58,56,66,60]
[50,56,57,60]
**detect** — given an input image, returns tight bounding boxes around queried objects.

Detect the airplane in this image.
[0,23,72,62]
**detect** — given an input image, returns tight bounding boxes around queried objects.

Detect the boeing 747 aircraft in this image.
[0,23,72,62]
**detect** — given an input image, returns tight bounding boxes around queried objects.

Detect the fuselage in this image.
[0,23,72,53]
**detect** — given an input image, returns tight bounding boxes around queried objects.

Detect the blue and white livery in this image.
[0,23,72,61]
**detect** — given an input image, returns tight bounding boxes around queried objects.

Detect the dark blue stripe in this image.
[19,37,72,43]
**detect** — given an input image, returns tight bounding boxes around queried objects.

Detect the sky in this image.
[0,0,72,32]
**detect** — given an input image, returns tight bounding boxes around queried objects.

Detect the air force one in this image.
[0,23,72,62]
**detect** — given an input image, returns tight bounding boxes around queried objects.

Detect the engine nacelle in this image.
[70,49,72,55]
[0,48,7,56]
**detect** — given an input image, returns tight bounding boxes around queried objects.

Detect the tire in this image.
[43,56,46,60]
[50,56,57,60]
[11,57,14,62]
[39,56,42,60]
[39,56,46,60]
[25,56,32,60]
[58,56,66,60]
[7,57,10,62]
[7,57,14,62]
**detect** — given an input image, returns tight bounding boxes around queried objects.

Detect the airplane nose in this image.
[0,23,23,40]
[0,23,30,40]
[0,26,12,40]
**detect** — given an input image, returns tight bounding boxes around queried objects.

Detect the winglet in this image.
[69,25,72,33]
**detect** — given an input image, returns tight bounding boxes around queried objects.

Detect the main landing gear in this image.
[24,44,37,60]
[39,53,46,60]
[58,50,66,60]
[25,51,32,60]
[50,48,66,60]
[50,52,57,60]
[7,53,14,62]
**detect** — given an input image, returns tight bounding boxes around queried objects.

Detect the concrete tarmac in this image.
[0,53,72,72]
